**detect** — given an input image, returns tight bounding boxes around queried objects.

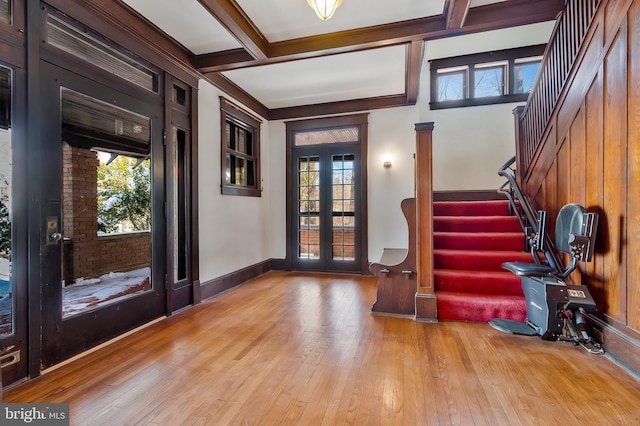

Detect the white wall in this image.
[366,106,420,261]
[198,79,272,283]
[419,22,556,191]
[267,120,287,260]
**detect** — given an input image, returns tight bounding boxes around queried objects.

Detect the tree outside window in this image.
[97,153,151,234]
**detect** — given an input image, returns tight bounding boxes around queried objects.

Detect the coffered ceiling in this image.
[120,0,564,118]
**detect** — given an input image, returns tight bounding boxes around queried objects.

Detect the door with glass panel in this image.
[38,62,166,368]
[0,64,28,386]
[292,143,362,273]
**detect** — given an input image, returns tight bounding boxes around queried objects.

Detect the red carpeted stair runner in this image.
[433,199,531,322]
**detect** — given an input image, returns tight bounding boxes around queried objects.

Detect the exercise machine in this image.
[489,203,604,354]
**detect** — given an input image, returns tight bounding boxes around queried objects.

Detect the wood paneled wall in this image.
[519,0,640,373]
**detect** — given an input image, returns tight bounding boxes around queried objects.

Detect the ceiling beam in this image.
[406,40,424,105]
[196,16,447,72]
[197,0,269,60]
[268,94,410,121]
[194,0,563,73]
[194,49,256,74]
[463,0,565,32]
[268,15,446,59]
[446,0,471,29]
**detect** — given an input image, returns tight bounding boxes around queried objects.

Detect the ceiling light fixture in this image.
[307,0,343,21]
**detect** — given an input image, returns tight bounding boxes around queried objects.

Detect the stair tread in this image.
[434,249,536,272]
[434,269,520,278]
[433,216,522,232]
[434,269,523,296]
[434,248,534,258]
[436,291,527,322]
[433,200,512,216]
[433,231,524,251]
[434,231,523,235]
[436,291,524,300]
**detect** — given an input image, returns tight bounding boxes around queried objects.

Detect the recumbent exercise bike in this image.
[489,203,604,354]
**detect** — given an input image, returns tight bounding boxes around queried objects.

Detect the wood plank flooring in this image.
[5,271,640,425]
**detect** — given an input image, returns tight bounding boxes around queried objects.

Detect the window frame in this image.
[220,97,261,197]
[429,44,546,110]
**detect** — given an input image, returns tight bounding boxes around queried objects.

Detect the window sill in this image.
[221,185,261,197]
[430,93,530,110]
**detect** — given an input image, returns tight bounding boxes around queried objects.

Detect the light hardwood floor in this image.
[5,271,640,425]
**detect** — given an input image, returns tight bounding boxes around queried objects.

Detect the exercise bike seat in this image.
[502,261,555,277]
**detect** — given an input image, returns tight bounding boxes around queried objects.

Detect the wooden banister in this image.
[516,0,602,174]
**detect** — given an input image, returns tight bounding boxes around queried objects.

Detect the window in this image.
[474,62,506,98]
[436,67,466,101]
[220,98,261,197]
[430,45,545,109]
[513,58,541,94]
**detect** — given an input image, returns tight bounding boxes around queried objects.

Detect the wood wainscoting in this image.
[5,272,640,424]
[514,0,640,376]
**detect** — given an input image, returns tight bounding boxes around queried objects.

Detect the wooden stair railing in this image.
[515,0,602,175]
[369,122,436,321]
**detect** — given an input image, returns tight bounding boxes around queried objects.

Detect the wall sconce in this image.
[383,160,392,169]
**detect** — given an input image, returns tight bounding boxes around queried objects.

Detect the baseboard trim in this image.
[433,190,505,201]
[270,258,288,271]
[415,293,438,322]
[589,314,640,378]
[199,260,272,301]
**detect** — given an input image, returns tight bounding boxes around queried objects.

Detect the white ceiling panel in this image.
[235,0,446,42]
[121,0,242,54]
[222,45,407,109]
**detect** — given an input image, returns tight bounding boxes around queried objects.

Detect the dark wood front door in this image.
[38,61,166,368]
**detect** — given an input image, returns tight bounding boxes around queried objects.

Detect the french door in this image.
[287,112,369,274]
[38,62,166,368]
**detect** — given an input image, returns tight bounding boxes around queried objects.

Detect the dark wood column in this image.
[414,122,437,321]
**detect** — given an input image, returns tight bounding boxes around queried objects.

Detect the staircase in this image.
[433,199,530,322]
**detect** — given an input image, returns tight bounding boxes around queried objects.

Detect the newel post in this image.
[512,106,525,188]
[414,122,437,322]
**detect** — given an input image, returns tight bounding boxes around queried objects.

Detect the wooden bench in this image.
[369,198,417,316]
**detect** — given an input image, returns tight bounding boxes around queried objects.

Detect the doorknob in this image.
[46,216,61,245]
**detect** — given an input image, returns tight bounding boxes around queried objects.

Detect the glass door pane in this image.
[297,156,320,260]
[61,88,152,318]
[172,127,187,283]
[331,154,355,261]
[0,65,12,336]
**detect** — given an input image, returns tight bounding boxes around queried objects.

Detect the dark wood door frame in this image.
[285,113,369,274]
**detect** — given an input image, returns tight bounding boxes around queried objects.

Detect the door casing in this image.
[285,114,369,274]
